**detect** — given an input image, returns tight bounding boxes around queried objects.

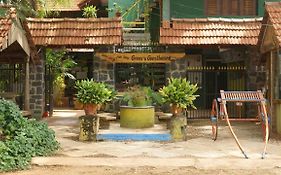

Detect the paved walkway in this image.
[34,109,281,169]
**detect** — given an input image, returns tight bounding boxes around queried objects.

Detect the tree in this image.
[0,0,67,18]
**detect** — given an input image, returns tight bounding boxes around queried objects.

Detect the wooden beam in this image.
[24,56,30,111]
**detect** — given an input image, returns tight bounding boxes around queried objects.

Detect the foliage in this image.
[46,48,76,82]
[159,78,199,109]
[0,0,67,18]
[82,5,98,18]
[46,48,76,105]
[75,79,115,105]
[122,85,162,107]
[0,99,59,172]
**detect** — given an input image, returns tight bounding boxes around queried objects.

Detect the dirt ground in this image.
[3,166,281,175]
[3,110,281,175]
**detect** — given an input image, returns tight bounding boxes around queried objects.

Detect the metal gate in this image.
[186,65,246,119]
[0,64,24,109]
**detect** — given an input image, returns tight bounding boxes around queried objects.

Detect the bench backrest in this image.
[220,90,265,102]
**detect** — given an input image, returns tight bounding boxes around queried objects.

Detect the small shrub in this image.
[159,78,199,109]
[82,5,98,18]
[0,99,59,172]
[75,79,114,105]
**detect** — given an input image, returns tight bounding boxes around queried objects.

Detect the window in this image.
[205,0,257,16]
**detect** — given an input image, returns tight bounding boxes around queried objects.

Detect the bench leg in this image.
[222,103,248,159]
[261,102,269,159]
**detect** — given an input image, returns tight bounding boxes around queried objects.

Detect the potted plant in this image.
[75,79,114,115]
[120,85,161,128]
[159,78,199,141]
[159,78,199,116]
[82,5,98,18]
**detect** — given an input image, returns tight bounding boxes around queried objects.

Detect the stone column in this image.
[245,46,267,118]
[93,55,114,86]
[93,55,115,112]
[29,58,45,119]
[245,46,265,91]
[166,58,187,80]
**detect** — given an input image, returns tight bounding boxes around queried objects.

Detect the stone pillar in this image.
[93,55,115,112]
[29,58,45,119]
[245,46,265,91]
[245,46,267,118]
[93,56,114,86]
[170,115,187,141]
[79,115,99,141]
[166,58,187,80]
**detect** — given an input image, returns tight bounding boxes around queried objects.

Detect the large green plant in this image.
[75,79,114,104]
[0,99,59,172]
[46,48,76,106]
[159,78,199,109]
[122,85,162,107]
[46,48,76,82]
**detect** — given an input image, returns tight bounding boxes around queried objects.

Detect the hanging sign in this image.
[96,53,185,63]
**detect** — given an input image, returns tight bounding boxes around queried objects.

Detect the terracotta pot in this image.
[170,104,182,116]
[84,104,99,115]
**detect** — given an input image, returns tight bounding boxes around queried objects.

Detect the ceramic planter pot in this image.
[84,104,99,115]
[170,104,183,116]
[120,106,154,128]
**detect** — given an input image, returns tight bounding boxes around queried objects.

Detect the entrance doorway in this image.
[115,63,166,91]
[186,61,246,119]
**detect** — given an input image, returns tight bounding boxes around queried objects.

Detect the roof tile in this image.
[160,18,262,45]
[26,17,122,47]
[0,16,12,48]
[263,2,281,47]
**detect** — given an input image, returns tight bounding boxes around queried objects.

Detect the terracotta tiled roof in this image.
[0,17,12,49]
[263,2,281,47]
[45,0,82,11]
[160,18,262,45]
[0,8,14,49]
[26,17,122,47]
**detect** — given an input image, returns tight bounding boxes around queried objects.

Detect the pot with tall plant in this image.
[159,78,199,116]
[159,78,199,140]
[120,85,162,128]
[75,79,115,115]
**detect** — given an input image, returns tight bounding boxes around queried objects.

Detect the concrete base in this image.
[170,115,187,141]
[79,115,99,141]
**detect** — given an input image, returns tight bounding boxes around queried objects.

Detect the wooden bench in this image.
[211,90,270,159]
[96,113,116,129]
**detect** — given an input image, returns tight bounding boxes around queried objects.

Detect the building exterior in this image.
[0,7,31,113]
[259,1,281,134]
[0,0,280,134]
